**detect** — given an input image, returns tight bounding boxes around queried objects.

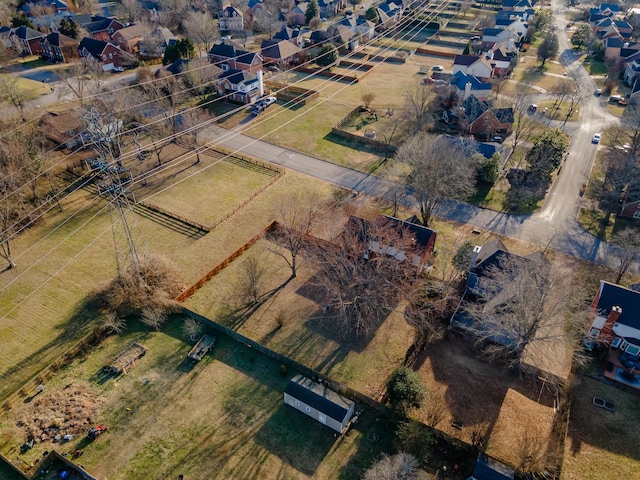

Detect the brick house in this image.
[208,41,263,74]
[219,5,244,31]
[78,37,126,70]
[110,23,151,53]
[41,31,79,62]
[83,17,124,42]
[11,26,45,56]
[461,95,514,136]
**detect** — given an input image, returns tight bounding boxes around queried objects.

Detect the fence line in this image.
[139,202,211,232]
[1,328,104,414]
[332,106,399,153]
[175,221,278,302]
[181,307,384,409]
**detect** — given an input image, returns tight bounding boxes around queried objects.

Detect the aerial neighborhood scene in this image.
[1,0,640,477]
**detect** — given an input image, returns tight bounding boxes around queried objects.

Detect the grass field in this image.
[0,74,51,97]
[0,317,384,479]
[562,374,640,480]
[242,59,427,170]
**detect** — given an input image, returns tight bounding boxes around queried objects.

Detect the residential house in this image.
[589,3,619,26]
[339,14,375,40]
[450,71,492,102]
[215,68,261,104]
[110,23,151,53]
[440,134,510,164]
[377,0,404,28]
[605,36,627,61]
[309,29,330,45]
[495,9,531,27]
[290,2,308,26]
[623,54,640,86]
[138,27,177,57]
[11,26,45,56]
[219,5,244,31]
[346,214,437,275]
[317,0,339,19]
[284,374,355,434]
[23,0,69,15]
[261,39,302,66]
[585,281,640,389]
[83,17,125,42]
[39,110,86,149]
[78,37,126,70]
[451,239,546,346]
[41,32,79,62]
[461,95,514,137]
[208,41,263,74]
[327,24,356,49]
[248,0,264,16]
[488,45,515,77]
[468,453,515,480]
[501,0,533,12]
[593,17,632,41]
[273,26,306,48]
[453,54,493,81]
[481,26,520,51]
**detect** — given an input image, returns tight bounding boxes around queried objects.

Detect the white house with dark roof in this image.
[586,281,640,389]
[219,5,244,31]
[215,68,261,104]
[338,14,375,40]
[284,374,355,433]
[453,54,493,81]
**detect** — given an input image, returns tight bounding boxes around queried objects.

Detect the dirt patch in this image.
[412,336,556,467]
[16,382,103,444]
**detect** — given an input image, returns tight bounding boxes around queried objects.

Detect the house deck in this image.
[604,349,640,390]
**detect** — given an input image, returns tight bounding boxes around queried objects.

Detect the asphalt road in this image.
[200,0,635,273]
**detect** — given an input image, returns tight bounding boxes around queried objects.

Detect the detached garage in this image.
[284,375,355,434]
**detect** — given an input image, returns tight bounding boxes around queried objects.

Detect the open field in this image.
[0,74,51,97]
[242,59,428,170]
[562,374,640,480]
[0,317,385,479]
[0,162,334,406]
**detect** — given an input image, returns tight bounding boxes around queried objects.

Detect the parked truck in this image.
[187,335,216,361]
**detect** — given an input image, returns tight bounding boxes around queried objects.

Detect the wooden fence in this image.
[175,221,278,302]
[331,106,398,154]
[293,65,374,83]
[1,328,104,413]
[415,47,458,58]
[181,307,384,409]
[140,202,211,233]
[206,145,284,175]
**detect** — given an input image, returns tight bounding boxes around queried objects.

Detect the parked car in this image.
[609,95,622,103]
[256,96,277,107]
[592,133,601,144]
[490,136,503,144]
[112,66,124,72]
[528,104,538,113]
[595,88,602,96]
[432,65,444,71]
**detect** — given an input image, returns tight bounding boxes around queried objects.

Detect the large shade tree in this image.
[397,133,476,227]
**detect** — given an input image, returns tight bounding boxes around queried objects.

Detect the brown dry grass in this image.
[17,382,103,442]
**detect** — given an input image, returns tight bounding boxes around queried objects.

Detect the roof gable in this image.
[493,107,514,123]
[284,375,353,421]
[462,94,489,122]
[595,281,640,331]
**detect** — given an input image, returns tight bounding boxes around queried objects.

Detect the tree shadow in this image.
[253,404,337,476]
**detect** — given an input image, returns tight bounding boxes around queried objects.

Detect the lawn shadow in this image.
[253,403,337,476]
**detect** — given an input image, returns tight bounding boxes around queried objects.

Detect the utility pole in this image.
[83,106,148,275]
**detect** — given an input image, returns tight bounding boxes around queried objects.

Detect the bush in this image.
[386,366,427,415]
[279,364,288,376]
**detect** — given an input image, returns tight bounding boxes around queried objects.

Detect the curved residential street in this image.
[203,0,635,273]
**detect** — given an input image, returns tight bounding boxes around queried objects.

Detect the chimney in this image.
[257,69,264,97]
[470,245,482,268]
[464,81,472,99]
[487,50,494,60]
[601,305,622,341]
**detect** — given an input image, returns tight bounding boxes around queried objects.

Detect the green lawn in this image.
[585,61,608,75]
[576,208,636,241]
[562,374,640,480]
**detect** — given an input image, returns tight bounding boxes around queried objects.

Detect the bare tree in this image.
[115,0,141,23]
[550,78,574,111]
[397,133,476,227]
[511,89,539,151]
[402,84,435,133]
[562,87,586,126]
[58,57,105,106]
[620,104,640,155]
[309,216,417,336]
[183,10,219,54]
[590,145,640,225]
[363,453,420,480]
[361,91,376,109]
[182,317,203,339]
[611,228,640,284]
[252,0,281,36]
[0,76,37,121]
[269,193,324,278]
[139,70,184,165]
[538,32,559,67]
[182,59,219,102]
[238,255,266,304]
[463,254,570,374]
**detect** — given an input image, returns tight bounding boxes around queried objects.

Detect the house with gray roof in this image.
[208,40,263,74]
[41,31,79,62]
[215,68,261,104]
[261,39,302,66]
[219,5,244,31]
[461,95,514,137]
[11,25,45,56]
[273,26,306,48]
[284,374,355,433]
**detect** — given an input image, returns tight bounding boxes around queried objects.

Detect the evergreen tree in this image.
[305,0,319,25]
[315,43,337,67]
[59,18,80,39]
